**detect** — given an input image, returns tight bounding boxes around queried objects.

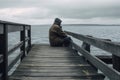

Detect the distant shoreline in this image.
[32,24,120,26]
[63,24,120,26]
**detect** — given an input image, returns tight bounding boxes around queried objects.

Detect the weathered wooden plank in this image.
[16,66,96,72]
[17,65,91,69]
[22,57,88,65]
[12,72,104,78]
[27,55,79,58]
[14,70,95,75]
[10,44,105,80]
[65,31,120,57]
[22,59,85,63]
[20,64,89,67]
[9,76,104,80]
[28,50,77,54]
[0,25,30,33]
[72,42,120,80]
[27,46,79,57]
[28,52,78,57]
[27,54,78,57]
[19,62,89,67]
[23,57,83,60]
[0,20,29,26]
[14,66,98,76]
[7,25,23,33]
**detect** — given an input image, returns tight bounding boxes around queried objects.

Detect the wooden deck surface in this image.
[9,44,105,80]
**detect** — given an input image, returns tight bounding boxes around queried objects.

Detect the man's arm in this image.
[53,25,67,38]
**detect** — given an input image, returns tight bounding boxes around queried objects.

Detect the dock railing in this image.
[65,31,120,80]
[0,20,31,80]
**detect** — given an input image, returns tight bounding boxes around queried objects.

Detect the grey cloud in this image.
[0,0,120,20]
[14,5,120,20]
[0,0,44,8]
[0,0,25,8]
[48,4,120,19]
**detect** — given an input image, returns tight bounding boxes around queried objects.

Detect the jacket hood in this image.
[54,18,62,26]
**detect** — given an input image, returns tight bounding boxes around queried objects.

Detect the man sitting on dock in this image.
[49,18,71,47]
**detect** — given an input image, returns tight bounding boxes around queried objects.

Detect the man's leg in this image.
[63,37,71,47]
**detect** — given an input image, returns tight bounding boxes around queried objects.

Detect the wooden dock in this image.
[9,44,104,80]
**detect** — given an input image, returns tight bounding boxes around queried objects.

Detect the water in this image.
[31,25,120,56]
[31,25,120,43]
[8,25,120,47]
[8,25,120,80]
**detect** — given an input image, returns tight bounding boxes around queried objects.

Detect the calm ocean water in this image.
[8,25,120,79]
[31,25,120,55]
[8,25,120,46]
[31,25,120,43]
[8,25,120,62]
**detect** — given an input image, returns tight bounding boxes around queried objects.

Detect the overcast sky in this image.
[0,0,120,24]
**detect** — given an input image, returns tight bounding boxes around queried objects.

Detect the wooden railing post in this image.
[20,26,26,60]
[112,55,120,72]
[0,24,8,80]
[81,35,92,53]
[27,26,31,52]
[81,38,98,71]
[101,39,120,72]
[82,42,90,53]
[107,38,120,72]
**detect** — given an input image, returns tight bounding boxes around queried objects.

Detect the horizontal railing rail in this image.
[8,41,23,56]
[65,31,120,80]
[65,31,120,57]
[0,20,30,26]
[0,20,31,80]
[0,21,30,34]
[8,51,23,71]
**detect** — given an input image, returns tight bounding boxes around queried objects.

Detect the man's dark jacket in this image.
[49,24,67,46]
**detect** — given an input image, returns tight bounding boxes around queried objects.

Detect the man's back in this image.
[49,24,67,46]
[49,18,71,47]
